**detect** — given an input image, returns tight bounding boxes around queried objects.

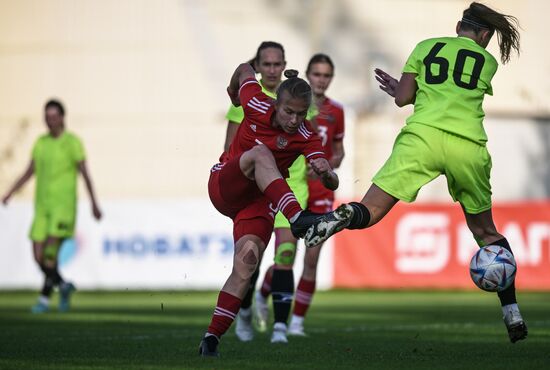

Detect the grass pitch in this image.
[0,290,549,369]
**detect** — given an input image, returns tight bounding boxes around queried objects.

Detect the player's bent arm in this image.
[227,63,257,103]
[329,140,345,169]
[394,73,418,107]
[2,160,34,205]
[223,121,240,152]
[310,157,339,191]
[78,160,102,220]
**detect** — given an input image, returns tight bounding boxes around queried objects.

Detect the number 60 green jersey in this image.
[403,36,498,145]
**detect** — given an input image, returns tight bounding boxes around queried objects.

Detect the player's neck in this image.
[313,94,327,106]
[260,79,279,94]
[49,128,64,138]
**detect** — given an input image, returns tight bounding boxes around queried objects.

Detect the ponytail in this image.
[461,2,520,64]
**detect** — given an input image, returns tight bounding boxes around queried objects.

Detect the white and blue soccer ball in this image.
[469,245,517,292]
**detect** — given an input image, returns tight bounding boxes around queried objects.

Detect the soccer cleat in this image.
[288,320,306,337]
[290,210,324,239]
[59,282,76,312]
[503,308,528,343]
[235,309,254,342]
[270,322,288,344]
[199,334,220,357]
[304,204,354,248]
[31,302,49,314]
[254,292,269,333]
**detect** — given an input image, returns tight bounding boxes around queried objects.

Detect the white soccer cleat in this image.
[254,291,269,333]
[270,322,288,344]
[235,309,254,342]
[503,305,528,343]
[287,321,306,337]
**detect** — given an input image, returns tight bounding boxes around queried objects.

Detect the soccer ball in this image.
[469,245,516,292]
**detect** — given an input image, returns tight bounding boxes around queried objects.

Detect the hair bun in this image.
[284,69,299,78]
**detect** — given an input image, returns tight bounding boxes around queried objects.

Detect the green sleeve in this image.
[225,104,245,124]
[402,43,422,74]
[31,139,40,161]
[72,136,86,162]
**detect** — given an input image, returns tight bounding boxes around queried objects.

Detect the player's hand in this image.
[375,68,398,97]
[227,86,241,107]
[309,158,331,177]
[306,163,319,180]
[92,203,102,221]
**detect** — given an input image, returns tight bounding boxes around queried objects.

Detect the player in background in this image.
[2,99,102,313]
[305,2,526,343]
[199,63,345,357]
[223,41,310,343]
[256,54,345,340]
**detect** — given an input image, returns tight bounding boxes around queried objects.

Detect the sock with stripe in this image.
[207,291,242,338]
[263,178,302,221]
[293,278,316,317]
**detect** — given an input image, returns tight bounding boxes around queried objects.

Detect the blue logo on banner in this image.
[103,233,233,258]
[59,238,78,267]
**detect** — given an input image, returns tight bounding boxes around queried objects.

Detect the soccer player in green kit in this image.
[305,2,526,343]
[224,42,310,343]
[2,99,102,313]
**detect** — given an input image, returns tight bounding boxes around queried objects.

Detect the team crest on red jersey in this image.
[276,135,288,149]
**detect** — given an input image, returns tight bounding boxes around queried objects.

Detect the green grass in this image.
[0,290,549,369]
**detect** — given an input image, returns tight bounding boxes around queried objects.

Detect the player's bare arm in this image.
[2,160,34,205]
[227,63,257,106]
[309,157,338,191]
[78,160,102,220]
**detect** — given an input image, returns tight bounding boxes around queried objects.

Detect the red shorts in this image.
[307,178,335,213]
[208,155,274,246]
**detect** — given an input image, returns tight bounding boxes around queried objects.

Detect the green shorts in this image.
[372,123,492,214]
[274,156,309,229]
[29,206,76,242]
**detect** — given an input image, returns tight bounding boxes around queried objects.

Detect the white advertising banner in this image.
[0,199,333,290]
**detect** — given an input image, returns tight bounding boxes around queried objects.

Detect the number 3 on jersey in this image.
[423,42,485,90]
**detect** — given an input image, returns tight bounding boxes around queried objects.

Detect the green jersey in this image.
[32,131,85,211]
[403,36,498,145]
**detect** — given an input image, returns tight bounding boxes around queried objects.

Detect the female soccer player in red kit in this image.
[256,54,346,338]
[199,63,347,356]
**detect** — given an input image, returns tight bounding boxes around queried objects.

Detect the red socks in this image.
[264,178,302,221]
[207,291,242,338]
[293,278,316,317]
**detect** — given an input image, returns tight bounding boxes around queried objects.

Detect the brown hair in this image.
[306,53,335,75]
[461,2,520,64]
[276,70,312,105]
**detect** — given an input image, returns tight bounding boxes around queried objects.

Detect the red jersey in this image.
[307,97,345,209]
[311,97,345,160]
[221,78,325,178]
